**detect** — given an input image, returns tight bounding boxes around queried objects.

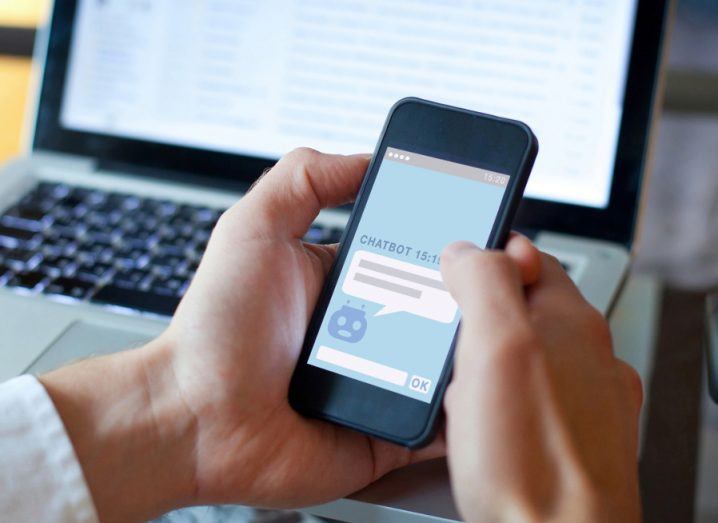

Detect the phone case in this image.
[290,97,538,448]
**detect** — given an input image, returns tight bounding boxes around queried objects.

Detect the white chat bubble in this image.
[342,250,458,323]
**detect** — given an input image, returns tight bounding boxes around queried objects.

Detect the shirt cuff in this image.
[0,374,99,523]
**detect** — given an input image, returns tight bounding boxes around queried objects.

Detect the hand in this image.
[440,241,643,523]
[40,149,443,523]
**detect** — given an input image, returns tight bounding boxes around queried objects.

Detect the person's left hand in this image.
[41,149,448,522]
[162,148,447,506]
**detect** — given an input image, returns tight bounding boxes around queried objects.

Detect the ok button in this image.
[409,375,431,394]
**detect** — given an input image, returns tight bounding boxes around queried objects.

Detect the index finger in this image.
[440,242,533,375]
[526,253,589,311]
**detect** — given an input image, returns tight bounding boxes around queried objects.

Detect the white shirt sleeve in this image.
[0,375,99,523]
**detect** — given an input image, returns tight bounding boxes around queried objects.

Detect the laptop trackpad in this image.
[26,321,152,375]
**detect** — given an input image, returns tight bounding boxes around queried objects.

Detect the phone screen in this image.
[307,147,511,402]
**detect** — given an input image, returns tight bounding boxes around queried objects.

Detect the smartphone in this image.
[289,98,538,448]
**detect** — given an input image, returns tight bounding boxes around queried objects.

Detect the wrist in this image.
[40,335,198,522]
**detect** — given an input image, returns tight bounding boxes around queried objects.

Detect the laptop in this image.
[0,0,668,395]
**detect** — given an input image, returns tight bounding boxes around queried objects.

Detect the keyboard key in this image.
[194,208,220,225]
[92,285,180,316]
[118,220,140,235]
[112,269,150,289]
[304,224,342,245]
[0,224,39,245]
[38,263,62,279]
[76,262,114,283]
[45,225,83,243]
[123,229,158,248]
[59,240,79,257]
[151,283,176,296]
[8,270,45,290]
[35,182,70,199]
[176,204,199,219]
[138,198,162,213]
[105,192,140,211]
[113,246,150,268]
[328,227,344,243]
[17,195,54,214]
[151,254,185,269]
[168,214,191,228]
[154,241,189,257]
[41,254,77,275]
[0,182,230,315]
[193,237,209,254]
[58,191,86,209]
[151,276,187,296]
[158,201,179,217]
[84,230,114,245]
[0,247,40,268]
[83,211,112,228]
[304,226,327,243]
[51,211,79,228]
[41,236,79,256]
[0,264,13,283]
[1,205,50,230]
[43,276,95,299]
[193,229,211,244]
[75,243,109,260]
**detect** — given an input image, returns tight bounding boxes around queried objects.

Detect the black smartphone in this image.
[289,98,538,448]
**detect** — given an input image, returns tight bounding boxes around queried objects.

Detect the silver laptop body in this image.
[0,0,666,390]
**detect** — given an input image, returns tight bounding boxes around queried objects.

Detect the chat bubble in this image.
[342,250,458,323]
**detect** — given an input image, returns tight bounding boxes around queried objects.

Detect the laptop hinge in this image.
[28,150,97,175]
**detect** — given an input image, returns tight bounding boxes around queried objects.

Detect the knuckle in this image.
[542,252,564,272]
[628,366,643,393]
[586,307,611,339]
[213,201,258,241]
[473,251,516,278]
[486,251,514,269]
[446,249,481,277]
[209,207,245,246]
[448,251,519,295]
[284,147,320,168]
[284,148,324,202]
[213,207,235,233]
[582,306,614,354]
[620,362,643,403]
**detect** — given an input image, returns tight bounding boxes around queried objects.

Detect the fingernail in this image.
[441,241,480,262]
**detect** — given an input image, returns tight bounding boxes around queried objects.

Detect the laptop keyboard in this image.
[0,182,343,317]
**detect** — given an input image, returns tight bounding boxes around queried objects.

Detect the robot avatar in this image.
[328,303,368,343]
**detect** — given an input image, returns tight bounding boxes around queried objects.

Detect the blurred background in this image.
[0,1,44,162]
[1,1,717,521]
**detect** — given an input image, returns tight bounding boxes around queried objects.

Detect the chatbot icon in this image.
[328,302,368,343]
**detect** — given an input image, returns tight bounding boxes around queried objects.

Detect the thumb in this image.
[224,148,370,240]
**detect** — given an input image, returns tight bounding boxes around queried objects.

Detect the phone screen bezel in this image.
[289,98,537,447]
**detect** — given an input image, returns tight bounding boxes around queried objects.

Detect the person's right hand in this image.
[440,241,643,523]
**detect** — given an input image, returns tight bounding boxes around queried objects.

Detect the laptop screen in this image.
[59,0,637,209]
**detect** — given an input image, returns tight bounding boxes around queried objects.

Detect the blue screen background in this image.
[308,156,507,402]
